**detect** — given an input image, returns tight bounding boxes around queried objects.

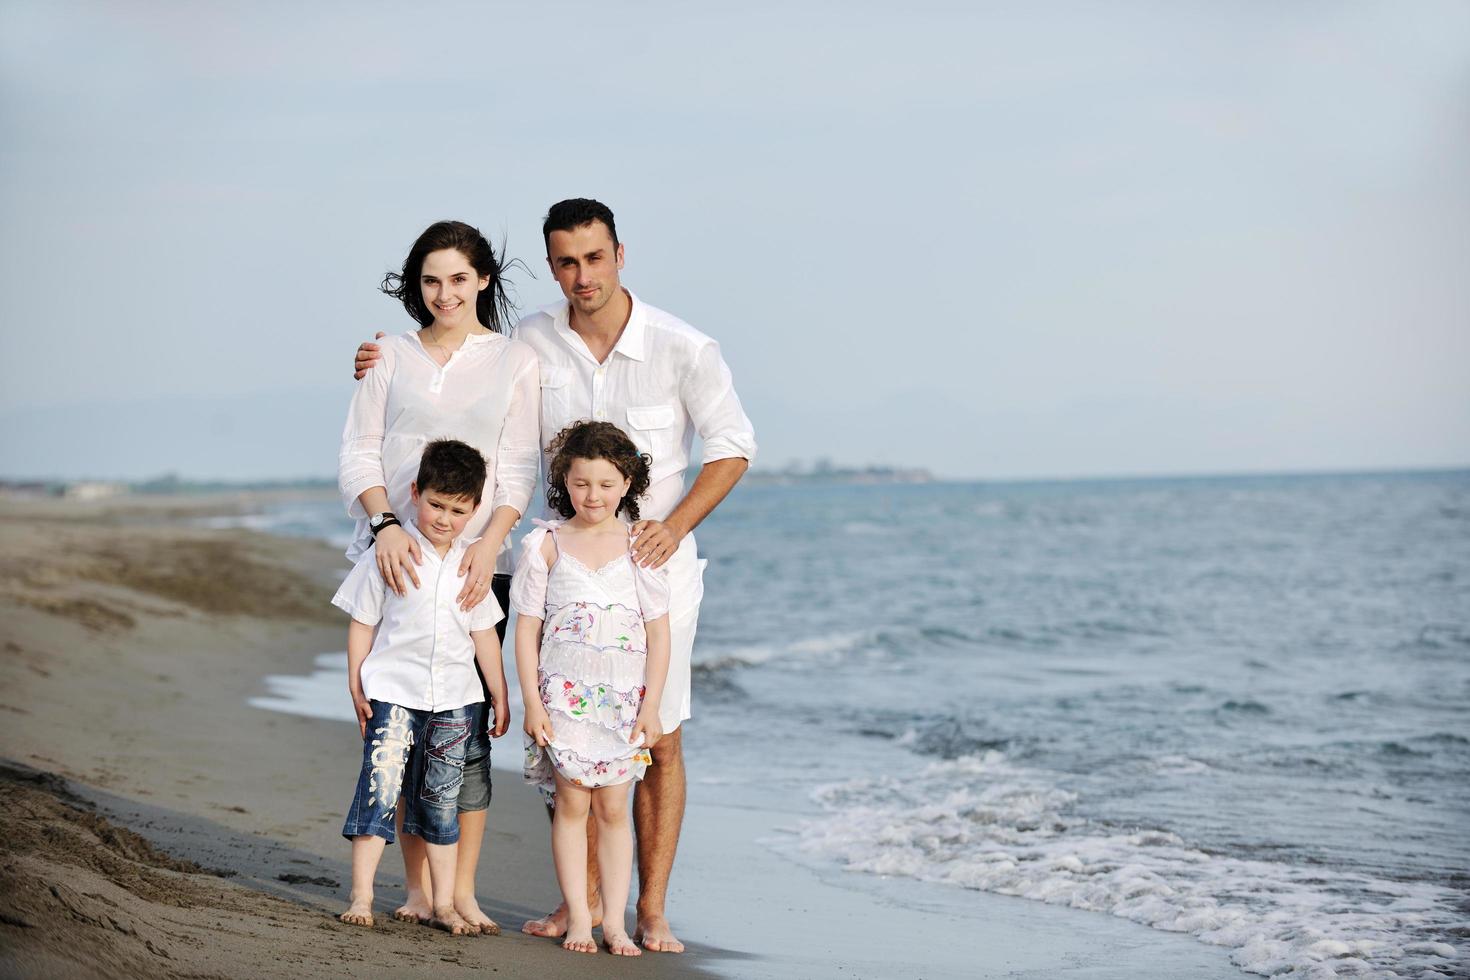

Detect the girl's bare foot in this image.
[455,896,500,936]
[562,925,598,954]
[635,914,684,953]
[431,905,475,936]
[603,931,642,956]
[522,896,602,937]
[339,895,375,928]
[393,894,432,924]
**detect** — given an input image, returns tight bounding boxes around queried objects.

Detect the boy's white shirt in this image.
[332,520,504,712]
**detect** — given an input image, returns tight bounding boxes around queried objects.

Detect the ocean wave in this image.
[799,753,1466,978]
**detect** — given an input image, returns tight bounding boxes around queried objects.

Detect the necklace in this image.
[423,324,459,365]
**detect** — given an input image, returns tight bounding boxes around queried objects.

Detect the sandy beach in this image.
[0,491,1254,980]
[0,492,720,980]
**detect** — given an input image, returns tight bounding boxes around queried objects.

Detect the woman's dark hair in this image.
[542,198,619,254]
[381,220,518,333]
[415,439,487,504]
[545,421,650,521]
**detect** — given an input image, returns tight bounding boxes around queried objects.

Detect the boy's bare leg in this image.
[392,801,433,923]
[592,782,640,956]
[426,840,473,935]
[521,802,602,936]
[550,775,597,954]
[340,835,387,927]
[634,726,686,953]
[453,809,499,935]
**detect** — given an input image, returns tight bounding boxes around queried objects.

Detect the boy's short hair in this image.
[416,440,487,503]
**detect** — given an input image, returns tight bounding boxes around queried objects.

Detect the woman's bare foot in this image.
[339,895,375,928]
[561,924,598,954]
[393,893,432,924]
[431,905,475,936]
[635,914,684,953]
[603,931,642,956]
[455,896,500,936]
[522,897,602,937]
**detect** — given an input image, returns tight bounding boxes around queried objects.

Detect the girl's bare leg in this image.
[453,809,499,934]
[520,801,602,936]
[551,774,597,953]
[591,781,640,956]
[340,835,388,926]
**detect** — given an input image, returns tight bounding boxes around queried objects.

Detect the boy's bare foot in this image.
[562,925,598,954]
[339,895,375,928]
[431,906,475,936]
[635,914,684,953]
[455,896,500,936]
[393,894,432,924]
[522,897,602,937]
[603,931,642,956]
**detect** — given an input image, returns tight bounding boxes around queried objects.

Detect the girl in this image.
[338,220,539,934]
[510,421,671,956]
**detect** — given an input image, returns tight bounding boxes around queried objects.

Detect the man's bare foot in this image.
[455,896,500,936]
[603,931,642,956]
[636,914,684,953]
[562,924,598,954]
[522,898,602,938]
[339,895,375,928]
[393,894,432,924]
[431,905,475,936]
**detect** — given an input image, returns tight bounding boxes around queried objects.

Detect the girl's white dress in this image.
[510,520,671,796]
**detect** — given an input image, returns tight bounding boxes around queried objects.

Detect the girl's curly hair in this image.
[544,421,652,521]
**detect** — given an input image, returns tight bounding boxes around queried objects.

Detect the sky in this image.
[1,0,1467,482]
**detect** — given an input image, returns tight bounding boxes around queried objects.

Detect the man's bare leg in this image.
[521,798,602,936]
[634,726,686,953]
[392,801,434,923]
[452,808,499,934]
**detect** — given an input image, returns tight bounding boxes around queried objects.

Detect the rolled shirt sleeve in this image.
[492,351,541,516]
[331,553,387,626]
[338,345,394,519]
[681,340,757,466]
[467,591,506,632]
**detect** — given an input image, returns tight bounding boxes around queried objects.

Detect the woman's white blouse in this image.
[339,331,540,574]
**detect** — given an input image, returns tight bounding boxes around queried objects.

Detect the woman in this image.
[338,219,538,934]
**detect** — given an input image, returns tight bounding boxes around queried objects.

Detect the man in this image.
[354,198,756,952]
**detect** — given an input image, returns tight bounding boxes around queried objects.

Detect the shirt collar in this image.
[403,518,478,561]
[544,289,647,363]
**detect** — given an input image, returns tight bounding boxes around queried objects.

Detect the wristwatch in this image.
[368,512,400,536]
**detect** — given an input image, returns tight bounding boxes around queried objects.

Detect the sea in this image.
[236,470,1470,979]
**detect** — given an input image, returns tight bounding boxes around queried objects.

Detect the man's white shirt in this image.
[513,291,757,526]
[332,520,504,712]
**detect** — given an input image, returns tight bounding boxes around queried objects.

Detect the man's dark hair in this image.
[381,220,518,333]
[542,198,619,254]
[415,439,487,504]
[544,421,650,521]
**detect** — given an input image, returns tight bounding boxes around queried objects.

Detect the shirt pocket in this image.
[625,404,679,460]
[539,365,573,425]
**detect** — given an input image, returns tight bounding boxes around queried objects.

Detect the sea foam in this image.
[799,752,1465,978]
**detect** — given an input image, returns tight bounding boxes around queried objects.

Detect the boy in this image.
[332,439,510,934]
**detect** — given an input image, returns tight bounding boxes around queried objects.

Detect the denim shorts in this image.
[459,702,492,812]
[459,573,510,814]
[342,700,472,845]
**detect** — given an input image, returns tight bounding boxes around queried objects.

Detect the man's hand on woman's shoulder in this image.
[353,331,387,380]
